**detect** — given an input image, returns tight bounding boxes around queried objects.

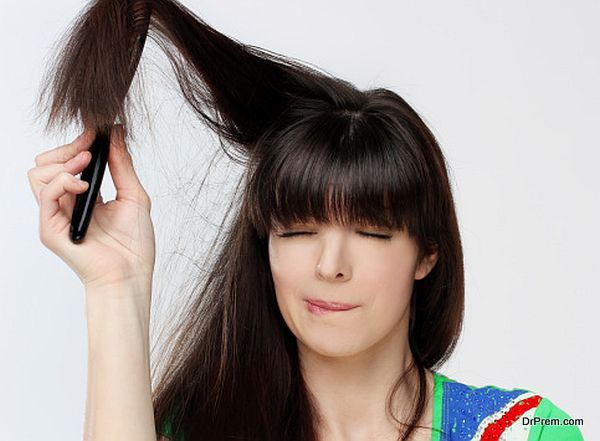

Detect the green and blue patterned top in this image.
[158,371,584,440]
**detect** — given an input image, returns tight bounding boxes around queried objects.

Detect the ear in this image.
[414,244,439,280]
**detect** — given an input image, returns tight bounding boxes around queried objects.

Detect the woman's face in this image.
[268,220,438,358]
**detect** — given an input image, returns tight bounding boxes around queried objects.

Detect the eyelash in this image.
[276,231,392,240]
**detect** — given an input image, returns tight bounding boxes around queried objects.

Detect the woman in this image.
[29,0,582,440]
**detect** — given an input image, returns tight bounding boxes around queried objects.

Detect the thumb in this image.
[107,124,149,206]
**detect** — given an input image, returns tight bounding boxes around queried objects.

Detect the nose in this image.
[315,234,352,282]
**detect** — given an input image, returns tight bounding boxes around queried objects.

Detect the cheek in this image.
[359,247,416,320]
[269,241,310,290]
[268,241,310,321]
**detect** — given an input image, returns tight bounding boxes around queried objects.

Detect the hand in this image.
[27,125,156,293]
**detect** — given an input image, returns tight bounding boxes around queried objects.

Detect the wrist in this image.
[85,279,152,330]
[84,273,152,298]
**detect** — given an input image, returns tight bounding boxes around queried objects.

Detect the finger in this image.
[28,150,92,206]
[107,125,150,206]
[39,172,89,244]
[34,128,96,167]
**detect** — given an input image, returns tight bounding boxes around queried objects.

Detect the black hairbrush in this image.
[70,2,151,244]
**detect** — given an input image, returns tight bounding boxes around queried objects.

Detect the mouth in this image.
[304,299,360,315]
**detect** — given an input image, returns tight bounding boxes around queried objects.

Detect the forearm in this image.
[84,281,156,441]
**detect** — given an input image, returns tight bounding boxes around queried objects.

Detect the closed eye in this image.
[358,232,392,240]
[276,231,314,238]
[276,231,391,240]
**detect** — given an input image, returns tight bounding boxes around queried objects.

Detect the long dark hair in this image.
[36,1,464,440]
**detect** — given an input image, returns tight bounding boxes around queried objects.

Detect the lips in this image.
[305,299,359,311]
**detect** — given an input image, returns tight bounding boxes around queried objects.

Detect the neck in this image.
[298,317,433,441]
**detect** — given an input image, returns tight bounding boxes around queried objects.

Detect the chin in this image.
[297,334,366,359]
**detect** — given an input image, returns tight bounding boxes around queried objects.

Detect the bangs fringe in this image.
[247,110,425,238]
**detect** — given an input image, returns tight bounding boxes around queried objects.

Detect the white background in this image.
[1,0,598,439]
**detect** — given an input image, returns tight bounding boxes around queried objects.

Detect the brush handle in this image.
[69,129,111,243]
